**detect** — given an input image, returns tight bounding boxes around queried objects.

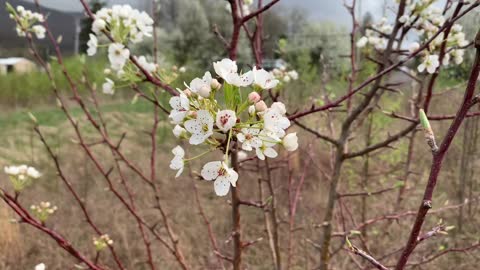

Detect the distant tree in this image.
[360,12,373,35]
[79,0,105,54]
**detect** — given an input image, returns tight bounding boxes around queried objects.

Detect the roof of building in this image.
[0,57,31,65]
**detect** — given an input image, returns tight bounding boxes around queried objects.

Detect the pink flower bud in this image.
[183,89,192,97]
[248,92,261,103]
[255,100,267,112]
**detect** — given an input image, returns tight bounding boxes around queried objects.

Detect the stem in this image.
[230,145,242,270]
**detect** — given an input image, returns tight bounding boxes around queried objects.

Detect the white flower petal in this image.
[201,161,222,180]
[214,177,231,196]
[264,147,278,158]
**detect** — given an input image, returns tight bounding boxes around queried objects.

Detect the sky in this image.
[23,0,446,24]
[20,0,388,18]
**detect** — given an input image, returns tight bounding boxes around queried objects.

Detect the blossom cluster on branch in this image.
[356,0,468,74]
[4,164,41,192]
[6,4,45,39]
[169,59,298,196]
[84,5,157,94]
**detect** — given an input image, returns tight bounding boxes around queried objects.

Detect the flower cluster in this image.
[356,17,392,51]
[6,4,45,39]
[4,165,41,191]
[93,234,114,251]
[169,59,299,196]
[271,67,299,83]
[357,0,468,74]
[85,5,156,94]
[30,202,57,222]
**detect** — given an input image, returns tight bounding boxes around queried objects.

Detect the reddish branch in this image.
[77,0,177,96]
[395,31,480,269]
[288,2,480,121]
[0,190,104,270]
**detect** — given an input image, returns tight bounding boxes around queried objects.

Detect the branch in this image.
[241,0,281,22]
[346,240,390,270]
[395,28,480,270]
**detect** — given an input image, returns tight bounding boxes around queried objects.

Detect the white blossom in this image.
[184,110,214,145]
[283,133,299,151]
[102,78,115,95]
[216,110,237,132]
[168,94,190,124]
[271,102,287,115]
[27,167,41,179]
[32,25,46,39]
[356,36,368,48]
[169,146,185,177]
[263,108,290,137]
[237,126,262,151]
[87,34,98,56]
[92,19,106,34]
[173,125,186,138]
[136,56,156,73]
[108,43,130,71]
[237,151,248,161]
[408,42,420,54]
[213,58,238,82]
[35,263,46,270]
[418,54,439,74]
[287,70,299,80]
[189,71,213,98]
[253,67,279,89]
[255,141,278,160]
[201,161,238,196]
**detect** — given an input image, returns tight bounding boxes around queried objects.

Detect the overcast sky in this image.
[24,0,446,24]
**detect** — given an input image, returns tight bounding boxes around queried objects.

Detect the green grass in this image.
[0,99,159,133]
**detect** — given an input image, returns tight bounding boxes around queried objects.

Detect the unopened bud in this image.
[198,85,211,98]
[248,92,261,103]
[248,105,256,115]
[211,79,221,90]
[255,100,267,112]
[183,89,192,97]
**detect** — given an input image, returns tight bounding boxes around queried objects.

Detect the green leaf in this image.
[224,83,241,109]
[419,109,431,132]
[27,112,38,124]
[394,181,405,188]
[5,2,16,15]
[345,236,353,249]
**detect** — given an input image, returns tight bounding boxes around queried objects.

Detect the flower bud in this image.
[183,89,192,97]
[211,79,221,90]
[283,133,299,151]
[248,92,261,103]
[198,85,211,98]
[173,125,186,138]
[103,68,111,75]
[255,100,267,112]
[248,105,256,115]
[237,151,248,161]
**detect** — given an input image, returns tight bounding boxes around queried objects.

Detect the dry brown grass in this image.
[0,93,479,269]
